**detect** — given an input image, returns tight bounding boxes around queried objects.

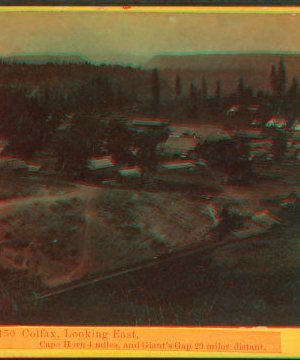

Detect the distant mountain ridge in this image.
[1,53,88,64]
[145,52,300,72]
[0,52,151,66]
[145,52,300,94]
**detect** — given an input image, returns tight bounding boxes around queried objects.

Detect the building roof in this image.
[56,121,72,131]
[252,210,281,229]
[162,137,200,154]
[130,118,169,127]
[291,131,300,140]
[27,162,43,172]
[249,139,273,148]
[56,114,74,131]
[250,147,270,156]
[170,125,232,142]
[227,105,241,114]
[118,166,142,178]
[248,105,260,112]
[0,139,9,154]
[0,139,9,146]
[87,156,115,170]
[291,119,300,130]
[0,157,27,170]
[161,160,197,171]
[266,116,288,128]
[235,129,264,138]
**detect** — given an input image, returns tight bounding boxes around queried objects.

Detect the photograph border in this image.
[0,5,299,358]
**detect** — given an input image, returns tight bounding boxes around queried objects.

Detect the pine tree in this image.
[270,64,278,95]
[201,76,208,99]
[198,87,202,109]
[175,73,182,100]
[201,76,208,111]
[278,57,287,95]
[288,75,298,98]
[215,79,222,99]
[237,76,245,98]
[215,79,222,112]
[188,81,198,118]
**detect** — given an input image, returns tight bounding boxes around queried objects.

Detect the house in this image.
[153,159,215,190]
[86,156,115,179]
[56,113,74,131]
[285,140,300,160]
[0,157,27,175]
[280,191,300,209]
[227,105,241,116]
[248,105,260,114]
[233,210,281,241]
[249,139,273,161]
[159,160,205,174]
[169,125,202,139]
[27,162,43,172]
[234,129,264,139]
[291,118,300,131]
[31,151,58,172]
[0,139,9,154]
[161,137,201,157]
[266,116,288,129]
[128,118,169,130]
[250,118,264,128]
[56,120,72,131]
[117,166,142,185]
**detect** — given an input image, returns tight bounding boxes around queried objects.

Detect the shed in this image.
[0,157,27,175]
[117,166,142,185]
[129,118,169,129]
[27,162,43,172]
[160,160,197,171]
[162,137,200,156]
[87,156,115,179]
[159,160,207,175]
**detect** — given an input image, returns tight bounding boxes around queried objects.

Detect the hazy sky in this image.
[1,10,300,58]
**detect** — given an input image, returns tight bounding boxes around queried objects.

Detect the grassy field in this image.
[0,174,76,200]
[0,168,299,325]
[0,179,223,318]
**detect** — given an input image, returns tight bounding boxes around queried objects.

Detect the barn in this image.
[86,156,116,180]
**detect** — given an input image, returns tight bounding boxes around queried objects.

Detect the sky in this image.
[1,10,300,62]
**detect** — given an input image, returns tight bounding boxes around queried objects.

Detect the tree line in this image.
[0,57,298,178]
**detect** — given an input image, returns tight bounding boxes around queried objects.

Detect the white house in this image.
[117,166,142,185]
[266,116,288,129]
[87,156,115,179]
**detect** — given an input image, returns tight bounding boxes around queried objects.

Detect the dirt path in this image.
[0,182,99,213]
